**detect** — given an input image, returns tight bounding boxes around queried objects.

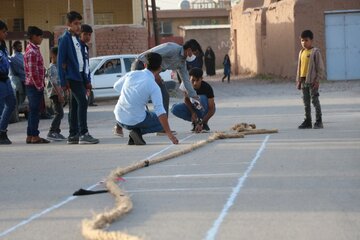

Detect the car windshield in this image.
[89,59,102,73]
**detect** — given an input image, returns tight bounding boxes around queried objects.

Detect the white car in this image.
[89,54,176,99]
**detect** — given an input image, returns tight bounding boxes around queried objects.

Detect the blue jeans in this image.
[171,95,210,122]
[0,79,16,131]
[119,111,163,135]
[68,79,88,136]
[26,86,43,136]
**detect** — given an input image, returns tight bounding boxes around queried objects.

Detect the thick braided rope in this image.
[81,124,278,240]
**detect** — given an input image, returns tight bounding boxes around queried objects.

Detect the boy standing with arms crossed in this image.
[58,11,99,144]
[296,30,325,129]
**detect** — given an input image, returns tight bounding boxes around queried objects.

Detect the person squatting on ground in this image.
[58,11,99,144]
[0,20,16,144]
[45,47,66,141]
[127,39,203,136]
[79,24,97,107]
[9,40,26,104]
[24,26,50,144]
[296,30,325,129]
[222,54,231,83]
[113,52,178,146]
[171,67,215,133]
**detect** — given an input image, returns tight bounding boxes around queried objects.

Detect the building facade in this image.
[230,0,360,80]
[1,0,147,64]
[179,24,230,69]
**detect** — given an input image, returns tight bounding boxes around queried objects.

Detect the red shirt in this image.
[24,42,45,90]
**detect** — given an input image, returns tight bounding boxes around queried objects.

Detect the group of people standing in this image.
[0,11,99,145]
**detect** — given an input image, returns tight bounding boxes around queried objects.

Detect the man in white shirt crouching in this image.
[113,52,178,145]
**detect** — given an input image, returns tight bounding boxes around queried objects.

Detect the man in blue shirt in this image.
[9,41,26,104]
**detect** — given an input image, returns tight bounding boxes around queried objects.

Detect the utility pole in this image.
[82,0,97,57]
[146,0,151,48]
[151,0,160,46]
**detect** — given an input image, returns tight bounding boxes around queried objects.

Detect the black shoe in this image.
[40,113,53,119]
[314,121,324,129]
[202,123,210,132]
[129,129,146,145]
[0,131,12,144]
[67,135,79,144]
[128,136,135,145]
[298,119,312,129]
[191,122,196,132]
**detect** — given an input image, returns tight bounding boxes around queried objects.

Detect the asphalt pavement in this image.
[0,77,359,240]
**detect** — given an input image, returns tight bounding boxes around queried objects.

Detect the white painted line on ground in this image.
[0,183,98,238]
[161,162,250,167]
[204,135,270,240]
[0,134,195,238]
[125,172,243,179]
[127,186,233,193]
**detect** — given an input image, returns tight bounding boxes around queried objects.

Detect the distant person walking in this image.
[0,20,16,144]
[24,26,50,144]
[204,46,216,76]
[222,54,231,83]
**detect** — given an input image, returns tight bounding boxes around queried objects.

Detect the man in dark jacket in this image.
[58,11,99,144]
[0,20,16,144]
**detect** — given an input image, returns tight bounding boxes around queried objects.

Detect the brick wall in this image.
[54,24,148,57]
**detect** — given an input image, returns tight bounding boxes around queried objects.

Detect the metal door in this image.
[325,11,360,80]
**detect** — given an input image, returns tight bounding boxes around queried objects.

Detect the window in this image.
[89,59,102,73]
[13,18,24,32]
[60,13,114,25]
[159,21,172,35]
[95,13,113,25]
[96,59,121,75]
[192,19,218,25]
[124,58,135,72]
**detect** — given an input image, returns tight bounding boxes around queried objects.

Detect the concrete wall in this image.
[179,27,230,69]
[230,0,360,78]
[0,0,24,31]
[0,0,134,32]
[54,25,148,57]
[23,0,83,31]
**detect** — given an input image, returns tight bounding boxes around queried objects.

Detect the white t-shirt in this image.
[84,47,89,75]
[72,36,84,72]
[113,69,166,126]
